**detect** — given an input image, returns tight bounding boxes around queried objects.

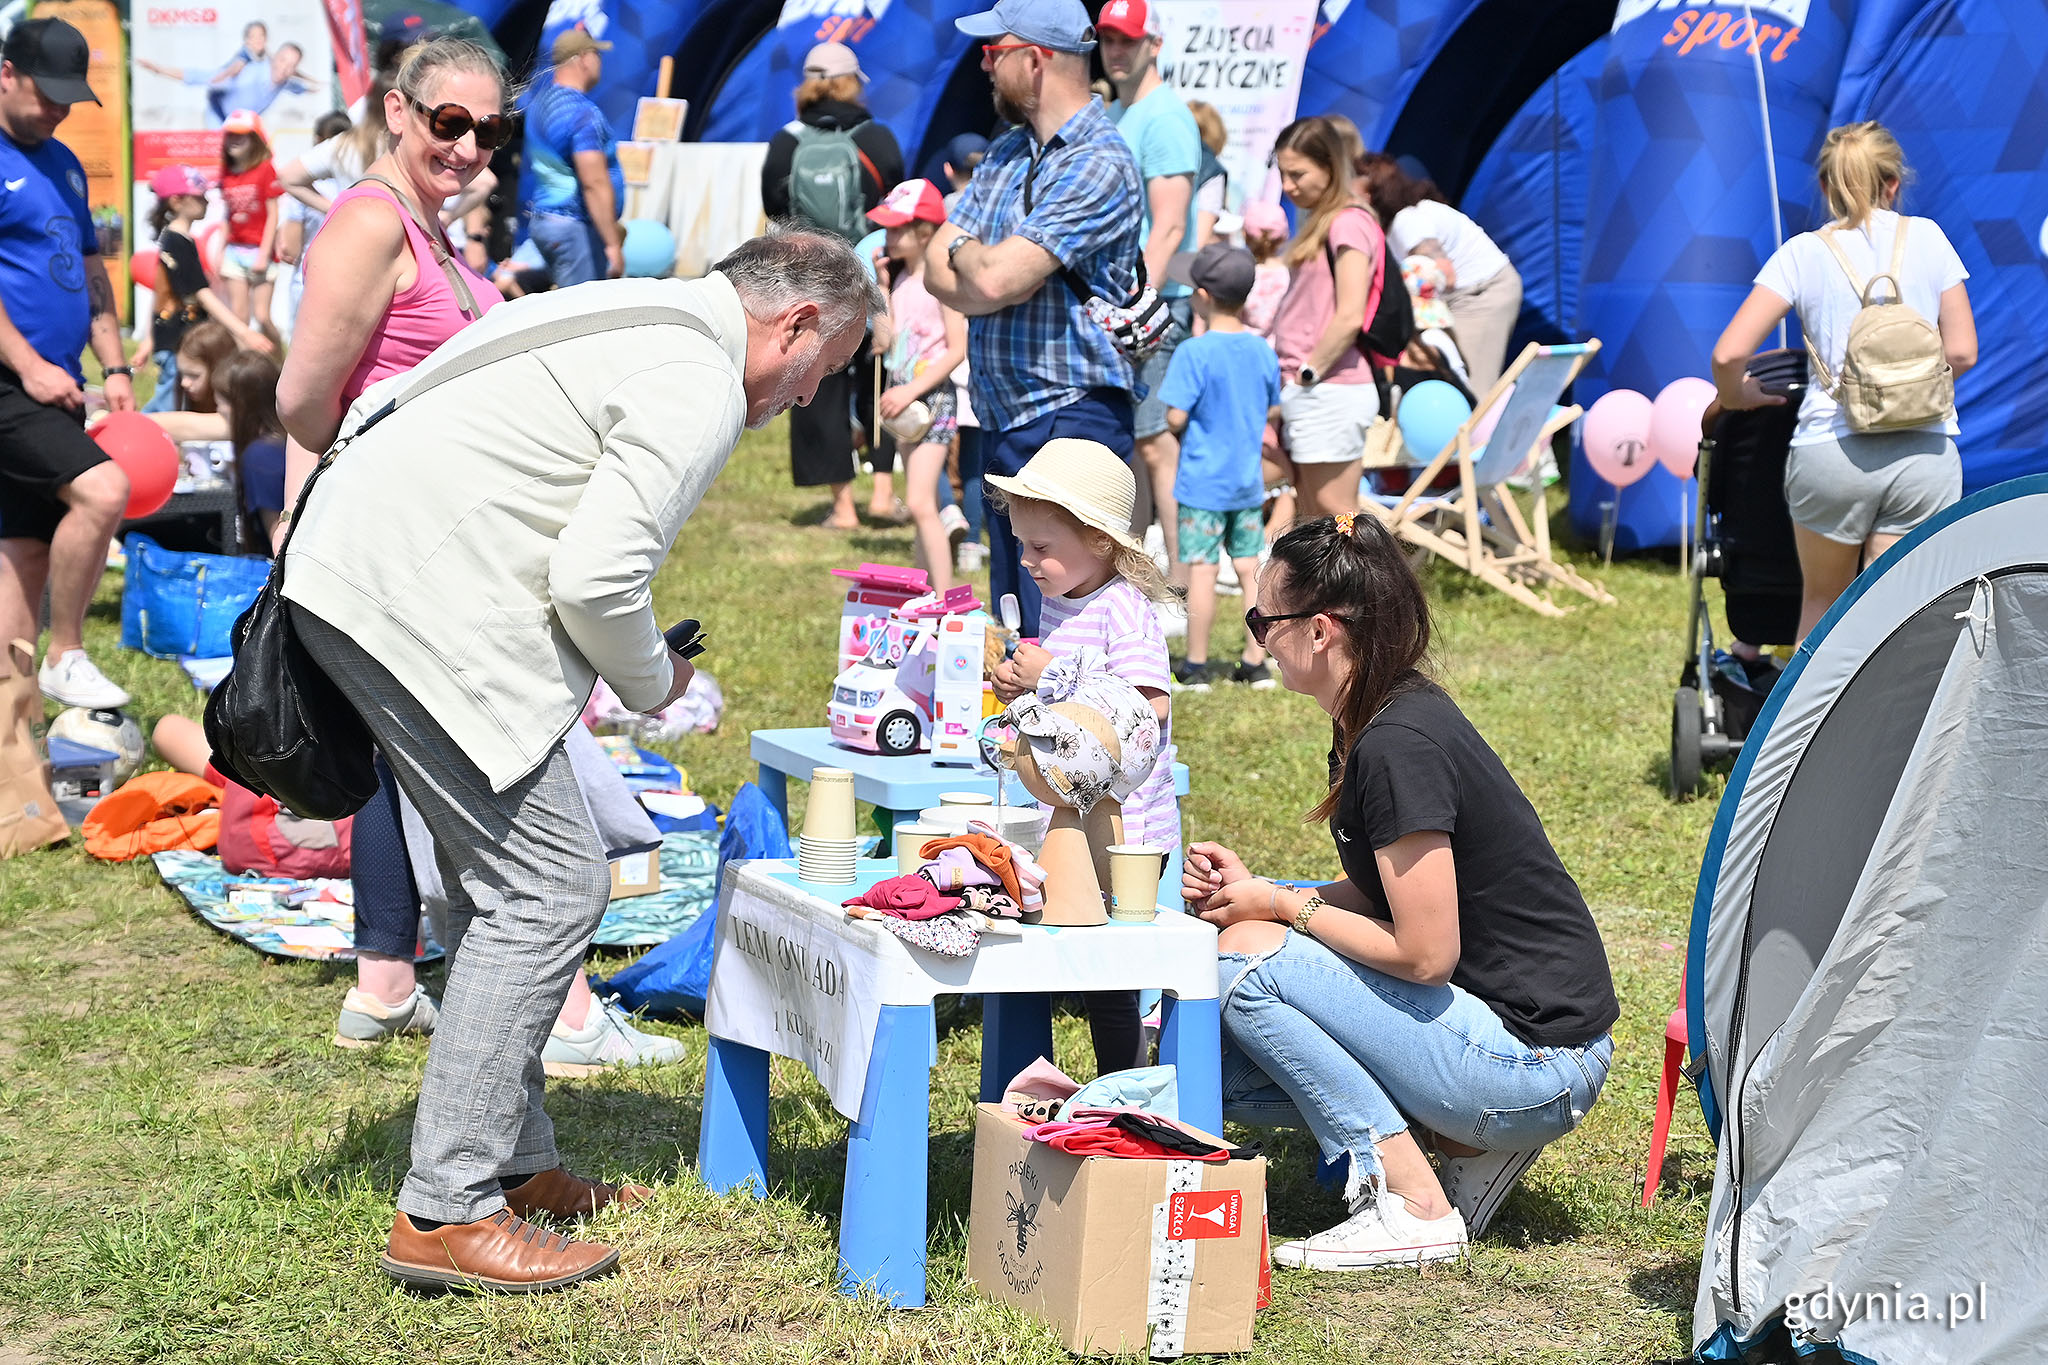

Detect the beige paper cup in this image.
[938,791,993,808]
[1107,844,1164,922]
[804,767,858,841]
[894,822,943,875]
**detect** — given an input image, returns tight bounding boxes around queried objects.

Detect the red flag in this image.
[325,0,371,106]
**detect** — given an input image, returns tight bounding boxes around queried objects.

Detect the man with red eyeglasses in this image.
[924,0,1144,639]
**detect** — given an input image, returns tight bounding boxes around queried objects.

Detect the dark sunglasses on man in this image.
[408,94,511,151]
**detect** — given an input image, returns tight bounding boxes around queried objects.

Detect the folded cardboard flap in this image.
[967,1103,1265,1358]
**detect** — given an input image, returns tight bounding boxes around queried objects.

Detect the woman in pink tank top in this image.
[278,38,505,481]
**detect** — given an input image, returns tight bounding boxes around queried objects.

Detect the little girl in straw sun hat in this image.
[988,438,1184,1073]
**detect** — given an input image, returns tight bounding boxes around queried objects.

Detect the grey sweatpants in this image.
[1447,262,1524,398]
[295,607,611,1224]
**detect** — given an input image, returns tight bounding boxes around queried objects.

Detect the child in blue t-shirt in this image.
[1159,245,1283,690]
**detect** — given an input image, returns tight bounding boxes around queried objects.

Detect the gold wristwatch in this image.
[1292,894,1326,935]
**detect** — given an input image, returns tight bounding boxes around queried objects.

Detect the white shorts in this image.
[219,243,279,283]
[1280,380,1381,465]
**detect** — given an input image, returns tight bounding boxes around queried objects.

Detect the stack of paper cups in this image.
[798,767,860,883]
[1107,845,1165,922]
[939,791,993,809]
[894,821,943,875]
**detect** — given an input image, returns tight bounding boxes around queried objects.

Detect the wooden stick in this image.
[656,56,673,100]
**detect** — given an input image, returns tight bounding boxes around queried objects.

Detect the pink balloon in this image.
[1581,388,1655,487]
[1650,376,1718,479]
[1471,382,1515,445]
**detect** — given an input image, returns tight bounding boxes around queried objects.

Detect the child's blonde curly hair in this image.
[988,490,1186,606]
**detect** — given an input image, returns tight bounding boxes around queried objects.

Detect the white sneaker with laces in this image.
[939,502,970,546]
[39,649,130,708]
[1439,1146,1544,1237]
[542,995,687,1078]
[1271,1194,1469,1271]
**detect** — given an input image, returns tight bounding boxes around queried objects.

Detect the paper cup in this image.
[1107,844,1164,922]
[939,791,993,808]
[804,767,858,841]
[894,822,943,874]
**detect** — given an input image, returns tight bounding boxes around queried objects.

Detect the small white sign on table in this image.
[705,868,888,1119]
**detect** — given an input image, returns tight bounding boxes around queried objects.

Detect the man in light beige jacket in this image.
[281,228,883,1294]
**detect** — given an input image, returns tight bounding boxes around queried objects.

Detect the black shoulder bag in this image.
[205,302,719,819]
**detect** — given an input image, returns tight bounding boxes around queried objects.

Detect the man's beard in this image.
[992,85,1027,128]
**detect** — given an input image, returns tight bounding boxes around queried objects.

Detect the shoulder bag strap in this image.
[277,302,720,564]
[355,172,481,320]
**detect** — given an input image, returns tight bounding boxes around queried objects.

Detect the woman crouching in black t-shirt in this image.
[1182,512,1618,1270]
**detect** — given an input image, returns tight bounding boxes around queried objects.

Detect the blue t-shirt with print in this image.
[1111,84,1202,298]
[523,81,623,221]
[1159,330,1280,511]
[0,131,98,382]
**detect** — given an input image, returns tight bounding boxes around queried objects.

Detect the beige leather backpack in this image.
[1808,218,1954,432]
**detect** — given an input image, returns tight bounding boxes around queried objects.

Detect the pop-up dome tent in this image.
[1679,473,2048,1361]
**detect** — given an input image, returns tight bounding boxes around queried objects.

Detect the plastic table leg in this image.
[698,1035,770,1195]
[1158,993,1223,1133]
[838,1003,935,1305]
[978,992,1055,1102]
[756,762,790,828]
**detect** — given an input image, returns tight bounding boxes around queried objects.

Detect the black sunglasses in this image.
[1245,606,1340,646]
[408,94,510,150]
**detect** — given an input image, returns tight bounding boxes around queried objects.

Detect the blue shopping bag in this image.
[120,534,270,660]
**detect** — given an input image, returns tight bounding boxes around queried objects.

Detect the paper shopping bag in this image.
[1,638,69,858]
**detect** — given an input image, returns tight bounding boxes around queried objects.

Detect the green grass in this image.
[0,425,1727,1363]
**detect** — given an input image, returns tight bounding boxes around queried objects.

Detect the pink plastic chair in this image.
[1642,979,1687,1206]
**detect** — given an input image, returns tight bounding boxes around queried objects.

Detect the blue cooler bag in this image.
[121,533,271,659]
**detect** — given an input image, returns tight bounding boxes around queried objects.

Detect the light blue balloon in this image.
[622,219,677,278]
[1396,379,1473,458]
[854,228,887,283]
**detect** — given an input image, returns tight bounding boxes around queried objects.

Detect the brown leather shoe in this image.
[502,1166,654,1221]
[380,1209,620,1292]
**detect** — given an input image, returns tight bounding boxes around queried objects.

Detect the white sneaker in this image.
[39,649,130,708]
[956,540,985,573]
[1439,1146,1543,1237]
[939,502,970,547]
[1271,1194,1469,1271]
[542,995,687,1078]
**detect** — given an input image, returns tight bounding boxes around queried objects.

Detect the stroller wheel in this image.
[1671,686,1704,800]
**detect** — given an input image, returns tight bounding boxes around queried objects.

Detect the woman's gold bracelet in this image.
[1292,894,1325,935]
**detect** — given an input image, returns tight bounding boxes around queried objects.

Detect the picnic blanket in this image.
[154,829,720,962]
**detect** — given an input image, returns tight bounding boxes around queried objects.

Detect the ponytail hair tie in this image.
[1334,511,1356,535]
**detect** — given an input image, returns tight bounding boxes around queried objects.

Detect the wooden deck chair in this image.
[1365,340,1615,617]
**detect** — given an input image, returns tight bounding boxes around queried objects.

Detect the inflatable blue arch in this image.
[463,0,2047,549]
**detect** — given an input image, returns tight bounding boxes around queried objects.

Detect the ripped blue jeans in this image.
[1220,930,1612,1203]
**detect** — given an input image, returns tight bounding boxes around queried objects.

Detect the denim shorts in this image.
[1133,296,1195,440]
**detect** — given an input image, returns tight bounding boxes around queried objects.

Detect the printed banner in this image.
[130,0,334,176]
[1153,0,1318,210]
[28,0,130,318]
[324,0,371,109]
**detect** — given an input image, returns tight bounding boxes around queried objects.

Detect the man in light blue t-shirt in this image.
[522,28,626,288]
[1099,0,1201,576]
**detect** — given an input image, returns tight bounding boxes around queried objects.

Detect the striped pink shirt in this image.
[317,181,500,404]
[1037,577,1180,855]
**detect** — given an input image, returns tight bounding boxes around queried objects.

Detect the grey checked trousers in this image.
[295,607,611,1224]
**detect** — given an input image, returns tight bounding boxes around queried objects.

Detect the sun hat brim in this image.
[984,469,1147,557]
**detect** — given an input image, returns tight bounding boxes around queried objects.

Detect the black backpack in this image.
[1323,207,1416,363]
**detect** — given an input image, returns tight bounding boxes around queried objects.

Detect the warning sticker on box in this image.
[1166,1190,1243,1240]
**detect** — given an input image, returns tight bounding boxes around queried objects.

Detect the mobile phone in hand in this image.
[664,618,707,659]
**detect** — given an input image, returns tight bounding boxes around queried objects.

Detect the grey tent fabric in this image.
[1690,481,2048,1363]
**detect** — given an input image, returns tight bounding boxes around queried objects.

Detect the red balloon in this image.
[93,412,180,518]
[131,247,160,292]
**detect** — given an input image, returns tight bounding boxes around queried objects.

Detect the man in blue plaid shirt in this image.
[925,0,1144,635]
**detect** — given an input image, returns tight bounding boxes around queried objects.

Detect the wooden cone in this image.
[1032,807,1108,926]
[1083,800,1124,896]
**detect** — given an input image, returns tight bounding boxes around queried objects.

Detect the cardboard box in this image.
[968,1103,1265,1358]
[608,841,662,899]
[631,96,689,142]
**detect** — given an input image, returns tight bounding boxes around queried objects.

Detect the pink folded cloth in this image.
[920,845,1002,892]
[842,874,963,921]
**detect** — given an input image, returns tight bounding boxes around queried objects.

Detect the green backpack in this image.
[787,122,876,242]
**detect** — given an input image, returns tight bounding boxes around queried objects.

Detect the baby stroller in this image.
[1670,349,1805,799]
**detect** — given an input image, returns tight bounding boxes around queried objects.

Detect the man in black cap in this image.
[0,17,136,709]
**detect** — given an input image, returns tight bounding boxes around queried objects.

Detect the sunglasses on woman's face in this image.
[408,94,510,151]
[1244,606,1332,646]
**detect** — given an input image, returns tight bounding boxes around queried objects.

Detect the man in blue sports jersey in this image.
[0,18,135,709]
[521,28,625,289]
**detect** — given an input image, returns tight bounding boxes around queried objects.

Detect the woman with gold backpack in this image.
[1711,120,1978,643]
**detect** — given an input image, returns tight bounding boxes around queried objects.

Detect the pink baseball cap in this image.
[1097,0,1161,38]
[1241,199,1289,242]
[220,109,266,137]
[149,165,209,199]
[869,179,947,227]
